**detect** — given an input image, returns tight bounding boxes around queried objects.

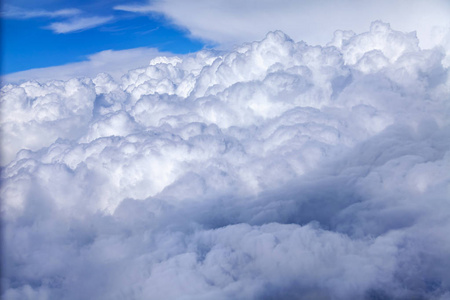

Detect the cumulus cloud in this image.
[116,0,450,49]
[2,21,450,300]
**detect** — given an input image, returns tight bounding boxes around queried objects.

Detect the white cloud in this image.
[1,5,113,34]
[117,0,450,49]
[113,4,154,13]
[2,47,170,84]
[46,16,114,33]
[1,5,82,19]
[2,22,450,300]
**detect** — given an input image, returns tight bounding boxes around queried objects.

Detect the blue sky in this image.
[1,0,206,74]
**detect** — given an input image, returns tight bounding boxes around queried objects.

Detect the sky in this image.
[2,0,449,79]
[2,1,450,300]
[1,0,205,75]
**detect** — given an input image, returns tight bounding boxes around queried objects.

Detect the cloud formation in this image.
[3,48,171,85]
[2,22,450,300]
[1,5,81,19]
[118,0,450,49]
[46,16,114,34]
[1,4,114,34]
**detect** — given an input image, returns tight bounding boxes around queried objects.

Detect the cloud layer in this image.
[2,47,171,85]
[2,22,450,300]
[121,0,450,49]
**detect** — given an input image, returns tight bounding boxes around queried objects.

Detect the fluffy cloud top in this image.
[2,22,450,300]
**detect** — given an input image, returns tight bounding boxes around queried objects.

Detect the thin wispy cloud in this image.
[114,4,154,13]
[46,16,114,34]
[1,5,81,19]
[1,4,115,35]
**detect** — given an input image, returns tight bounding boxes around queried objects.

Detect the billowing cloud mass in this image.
[2,22,450,300]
